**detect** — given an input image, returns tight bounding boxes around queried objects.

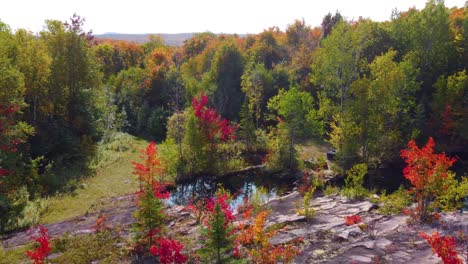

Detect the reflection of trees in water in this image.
[168,171,296,210]
[169,178,217,205]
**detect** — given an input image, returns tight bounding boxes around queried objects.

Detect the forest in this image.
[0,0,467,263]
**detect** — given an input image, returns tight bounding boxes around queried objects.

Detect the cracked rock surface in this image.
[2,191,467,263]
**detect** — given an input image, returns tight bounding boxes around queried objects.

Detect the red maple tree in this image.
[192,92,235,142]
[400,137,457,221]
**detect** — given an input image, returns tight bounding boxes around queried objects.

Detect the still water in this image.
[167,171,296,212]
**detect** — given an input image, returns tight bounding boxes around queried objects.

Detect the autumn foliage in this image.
[25,225,51,264]
[400,137,457,221]
[235,193,301,263]
[192,92,235,142]
[419,231,462,264]
[198,192,236,263]
[205,193,235,224]
[344,215,362,226]
[0,104,22,153]
[236,210,300,263]
[150,237,188,264]
[0,104,23,178]
[132,141,166,186]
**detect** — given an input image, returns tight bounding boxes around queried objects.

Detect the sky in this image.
[0,0,466,34]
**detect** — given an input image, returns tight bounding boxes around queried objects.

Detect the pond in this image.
[167,171,297,212]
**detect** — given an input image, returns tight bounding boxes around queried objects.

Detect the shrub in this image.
[436,172,468,212]
[419,231,462,264]
[323,185,339,196]
[341,163,369,199]
[90,132,134,169]
[235,210,300,263]
[377,186,412,215]
[150,238,187,264]
[265,126,299,172]
[250,186,270,215]
[344,215,362,226]
[303,187,316,220]
[400,137,457,221]
[25,225,51,264]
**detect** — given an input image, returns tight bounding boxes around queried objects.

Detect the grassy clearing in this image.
[40,134,149,224]
[0,243,32,264]
[298,139,331,161]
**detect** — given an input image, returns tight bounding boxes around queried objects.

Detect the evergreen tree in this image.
[199,202,236,264]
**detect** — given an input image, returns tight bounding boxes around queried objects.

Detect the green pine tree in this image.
[132,184,165,249]
[198,203,235,264]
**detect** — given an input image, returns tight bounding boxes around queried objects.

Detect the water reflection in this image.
[167,172,296,212]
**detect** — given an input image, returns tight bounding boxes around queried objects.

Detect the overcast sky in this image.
[0,0,466,34]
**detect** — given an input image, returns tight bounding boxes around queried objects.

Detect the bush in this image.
[303,187,315,220]
[323,185,339,196]
[265,127,297,172]
[159,138,180,177]
[90,132,134,169]
[250,187,270,215]
[215,141,246,175]
[16,199,49,230]
[0,187,48,233]
[341,163,369,199]
[436,173,468,212]
[377,186,412,215]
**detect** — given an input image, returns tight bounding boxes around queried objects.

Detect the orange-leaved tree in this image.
[132,141,168,192]
[400,137,457,221]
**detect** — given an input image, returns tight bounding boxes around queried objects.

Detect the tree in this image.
[311,21,359,119]
[37,15,102,168]
[267,87,320,170]
[198,193,236,263]
[249,28,286,70]
[320,11,343,39]
[0,21,34,232]
[285,20,320,94]
[131,142,169,251]
[238,102,256,152]
[14,29,51,125]
[331,50,419,166]
[390,0,457,87]
[241,62,273,127]
[400,137,457,221]
[208,40,244,121]
[431,70,468,144]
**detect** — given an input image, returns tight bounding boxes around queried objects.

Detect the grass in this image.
[40,134,149,224]
[0,243,32,264]
[297,139,331,161]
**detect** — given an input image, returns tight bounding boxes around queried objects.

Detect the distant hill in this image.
[94,33,196,46]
